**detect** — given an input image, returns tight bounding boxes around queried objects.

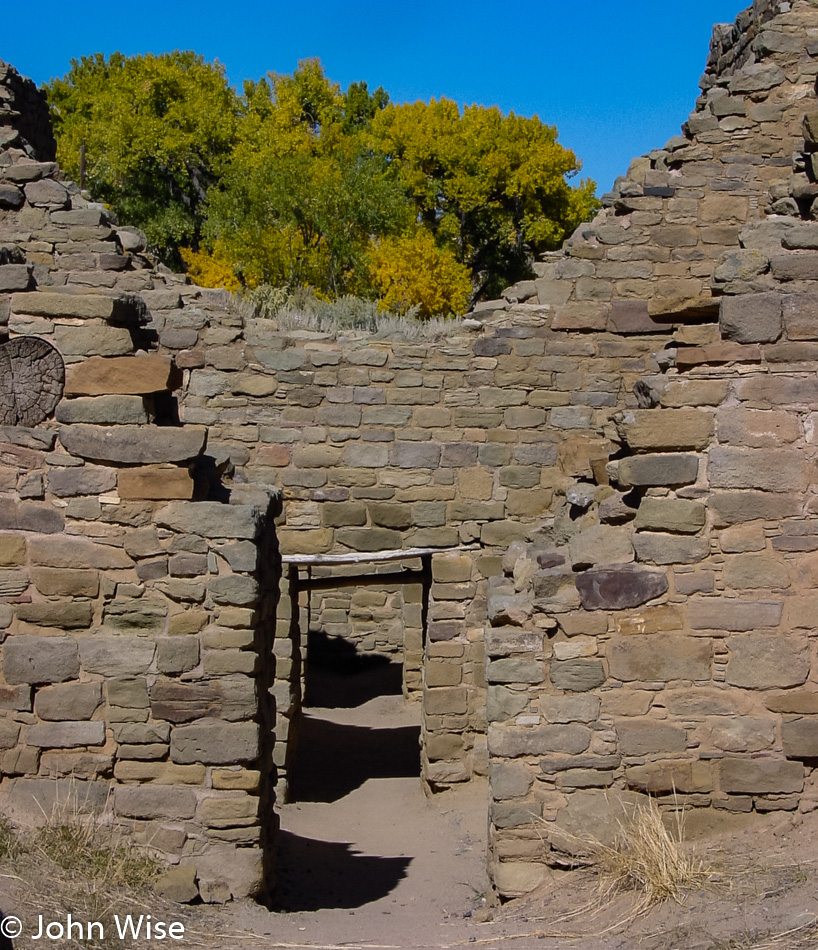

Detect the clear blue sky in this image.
[3,0,748,194]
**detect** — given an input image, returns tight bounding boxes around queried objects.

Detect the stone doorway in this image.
[279,548,435,802]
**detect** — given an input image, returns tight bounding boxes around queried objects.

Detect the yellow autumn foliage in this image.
[180,245,240,292]
[369,231,472,318]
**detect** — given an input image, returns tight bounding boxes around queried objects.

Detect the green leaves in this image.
[46,53,598,312]
[46,52,240,266]
[371,99,600,298]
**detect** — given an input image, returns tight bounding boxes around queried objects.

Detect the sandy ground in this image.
[5,657,818,950]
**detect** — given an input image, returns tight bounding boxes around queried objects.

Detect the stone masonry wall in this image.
[483,0,818,900]
[0,69,280,903]
[6,0,818,906]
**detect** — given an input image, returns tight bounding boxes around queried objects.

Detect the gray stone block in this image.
[155,502,260,539]
[25,721,106,748]
[35,682,102,721]
[608,635,712,682]
[4,635,80,684]
[171,722,259,764]
[719,293,781,343]
[79,637,155,676]
[576,566,668,610]
[59,424,206,464]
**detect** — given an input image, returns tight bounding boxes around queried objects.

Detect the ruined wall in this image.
[484,0,818,899]
[0,72,279,902]
[5,0,818,906]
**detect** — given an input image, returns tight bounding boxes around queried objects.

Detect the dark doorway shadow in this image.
[288,715,421,803]
[304,629,403,708]
[273,830,411,911]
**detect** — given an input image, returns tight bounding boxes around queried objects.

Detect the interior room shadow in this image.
[273,830,412,911]
[287,715,421,803]
[304,628,403,708]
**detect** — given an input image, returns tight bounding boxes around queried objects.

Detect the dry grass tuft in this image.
[592,798,711,909]
[0,799,170,950]
[544,795,713,921]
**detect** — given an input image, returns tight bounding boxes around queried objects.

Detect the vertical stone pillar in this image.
[270,564,303,802]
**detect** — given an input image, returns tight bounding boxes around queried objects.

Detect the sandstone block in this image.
[660,380,728,408]
[486,658,544,684]
[633,533,708,565]
[103,597,167,632]
[155,866,198,903]
[17,599,94,629]
[0,720,20,750]
[24,179,69,208]
[431,555,472,583]
[114,785,197,820]
[209,575,258,606]
[718,758,803,794]
[391,442,441,468]
[723,555,789,590]
[0,499,64,534]
[199,794,258,826]
[616,719,686,755]
[183,846,262,901]
[46,465,117,497]
[708,448,809,492]
[0,264,32,292]
[550,659,605,692]
[155,502,259,539]
[0,685,31,712]
[25,720,105,748]
[118,466,194,500]
[625,760,712,794]
[576,566,668,610]
[706,717,775,754]
[277,528,333,555]
[719,293,781,344]
[64,355,176,396]
[488,723,591,757]
[79,636,155,676]
[171,722,259,765]
[157,637,200,674]
[688,598,782,631]
[113,722,170,744]
[634,498,705,534]
[568,524,634,570]
[59,424,205,464]
[486,686,530,721]
[212,768,261,791]
[781,718,818,758]
[615,410,714,451]
[369,503,412,529]
[716,409,800,448]
[735,376,818,408]
[540,694,600,723]
[424,686,468,715]
[710,492,801,526]
[322,502,367,527]
[151,679,255,723]
[4,635,79,684]
[0,535,25,567]
[771,253,818,282]
[725,634,809,689]
[0,570,28,596]
[608,635,712,682]
[617,454,699,488]
[335,527,402,551]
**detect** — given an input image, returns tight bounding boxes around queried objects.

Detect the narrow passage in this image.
[268,633,489,946]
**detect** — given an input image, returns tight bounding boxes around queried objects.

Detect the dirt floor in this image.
[5,657,818,949]
[220,658,818,950]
